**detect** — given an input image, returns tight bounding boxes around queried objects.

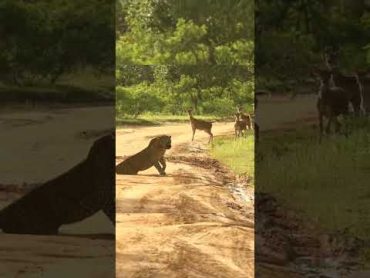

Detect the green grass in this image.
[210,133,254,182]
[116,113,225,126]
[257,123,370,241]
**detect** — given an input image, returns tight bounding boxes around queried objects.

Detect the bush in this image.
[201,98,236,116]
[116,86,164,117]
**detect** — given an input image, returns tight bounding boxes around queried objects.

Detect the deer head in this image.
[322,48,339,71]
[312,67,332,83]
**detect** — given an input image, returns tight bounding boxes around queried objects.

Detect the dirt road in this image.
[257,94,317,131]
[0,106,114,277]
[116,122,254,278]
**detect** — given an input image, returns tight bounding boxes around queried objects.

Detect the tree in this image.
[117,0,254,65]
[117,65,253,117]
[256,0,370,92]
[0,0,114,86]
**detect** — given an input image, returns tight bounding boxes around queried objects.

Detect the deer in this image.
[314,68,351,141]
[234,113,247,138]
[323,50,365,116]
[237,107,253,130]
[187,109,213,143]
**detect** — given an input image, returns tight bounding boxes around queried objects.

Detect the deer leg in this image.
[207,130,213,144]
[342,114,350,137]
[318,112,324,141]
[326,118,332,135]
[334,117,341,134]
[192,128,196,141]
[351,99,361,117]
[325,109,333,135]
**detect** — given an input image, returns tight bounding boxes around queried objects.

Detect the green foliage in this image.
[116,84,164,117]
[0,0,114,86]
[202,98,236,117]
[117,1,254,116]
[256,0,370,90]
[117,65,253,117]
[117,0,254,66]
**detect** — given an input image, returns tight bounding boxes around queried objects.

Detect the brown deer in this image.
[323,51,365,116]
[187,109,213,143]
[237,107,253,130]
[315,69,350,140]
[330,69,364,116]
[234,113,247,138]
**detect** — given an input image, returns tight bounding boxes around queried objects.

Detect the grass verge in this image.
[210,133,254,182]
[257,123,370,242]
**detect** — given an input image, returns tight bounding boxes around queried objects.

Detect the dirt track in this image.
[257,94,317,131]
[0,107,114,277]
[116,122,254,278]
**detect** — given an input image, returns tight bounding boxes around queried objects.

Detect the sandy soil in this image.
[116,122,254,278]
[0,106,114,277]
